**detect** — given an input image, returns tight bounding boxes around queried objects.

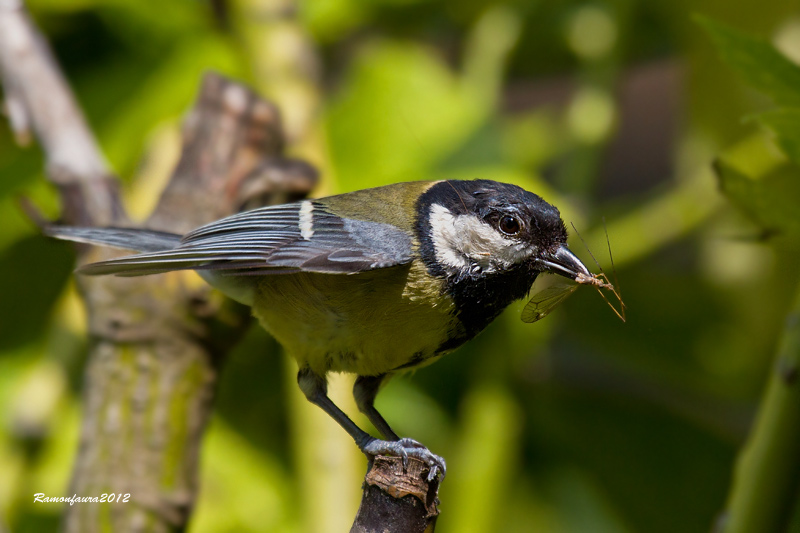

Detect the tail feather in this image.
[45,226,182,253]
[46,226,186,276]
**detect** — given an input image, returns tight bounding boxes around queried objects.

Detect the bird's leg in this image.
[354,374,444,473]
[353,374,400,441]
[297,368,446,481]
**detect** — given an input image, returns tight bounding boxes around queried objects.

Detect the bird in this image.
[47,179,595,481]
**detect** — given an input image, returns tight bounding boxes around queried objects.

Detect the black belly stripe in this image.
[435,333,470,355]
[392,351,429,371]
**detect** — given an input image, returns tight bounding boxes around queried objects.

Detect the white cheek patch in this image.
[429,204,534,274]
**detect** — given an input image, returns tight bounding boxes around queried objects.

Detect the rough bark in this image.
[63,74,318,533]
[351,457,440,533]
[0,3,317,530]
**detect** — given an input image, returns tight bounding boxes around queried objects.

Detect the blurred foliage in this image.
[3,0,800,532]
[702,16,800,243]
[702,16,800,533]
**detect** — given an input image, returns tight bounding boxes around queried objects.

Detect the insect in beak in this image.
[571,221,626,323]
[574,271,626,322]
[524,224,626,324]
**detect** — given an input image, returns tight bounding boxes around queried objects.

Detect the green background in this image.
[2,0,800,531]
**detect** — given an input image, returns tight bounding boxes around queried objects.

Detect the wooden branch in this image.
[0,3,317,530]
[351,457,440,533]
[61,73,317,533]
[148,73,290,232]
[0,0,121,226]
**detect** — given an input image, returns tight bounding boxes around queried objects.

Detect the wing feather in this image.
[79,201,415,276]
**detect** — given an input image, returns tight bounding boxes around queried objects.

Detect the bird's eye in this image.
[498,215,521,235]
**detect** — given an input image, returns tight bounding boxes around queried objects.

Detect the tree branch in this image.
[351,457,440,533]
[61,73,317,533]
[717,276,800,533]
[0,0,120,226]
[0,3,316,530]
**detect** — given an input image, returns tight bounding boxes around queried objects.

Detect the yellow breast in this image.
[250,260,459,376]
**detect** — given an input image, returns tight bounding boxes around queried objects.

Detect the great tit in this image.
[48,179,593,480]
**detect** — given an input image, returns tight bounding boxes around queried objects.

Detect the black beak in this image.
[538,244,591,280]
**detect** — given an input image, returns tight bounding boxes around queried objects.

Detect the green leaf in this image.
[714,137,800,239]
[697,16,800,107]
[757,108,800,166]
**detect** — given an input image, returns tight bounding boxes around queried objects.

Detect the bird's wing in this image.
[78,201,415,276]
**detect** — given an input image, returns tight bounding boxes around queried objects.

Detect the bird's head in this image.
[416,179,590,283]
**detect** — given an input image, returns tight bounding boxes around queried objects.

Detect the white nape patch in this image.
[429,204,534,275]
[299,201,314,240]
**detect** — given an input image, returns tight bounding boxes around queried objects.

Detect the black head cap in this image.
[416,180,570,279]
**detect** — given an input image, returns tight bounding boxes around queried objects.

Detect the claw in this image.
[361,438,446,481]
[397,437,426,449]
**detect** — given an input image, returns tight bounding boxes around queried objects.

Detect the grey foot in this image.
[361,437,446,481]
